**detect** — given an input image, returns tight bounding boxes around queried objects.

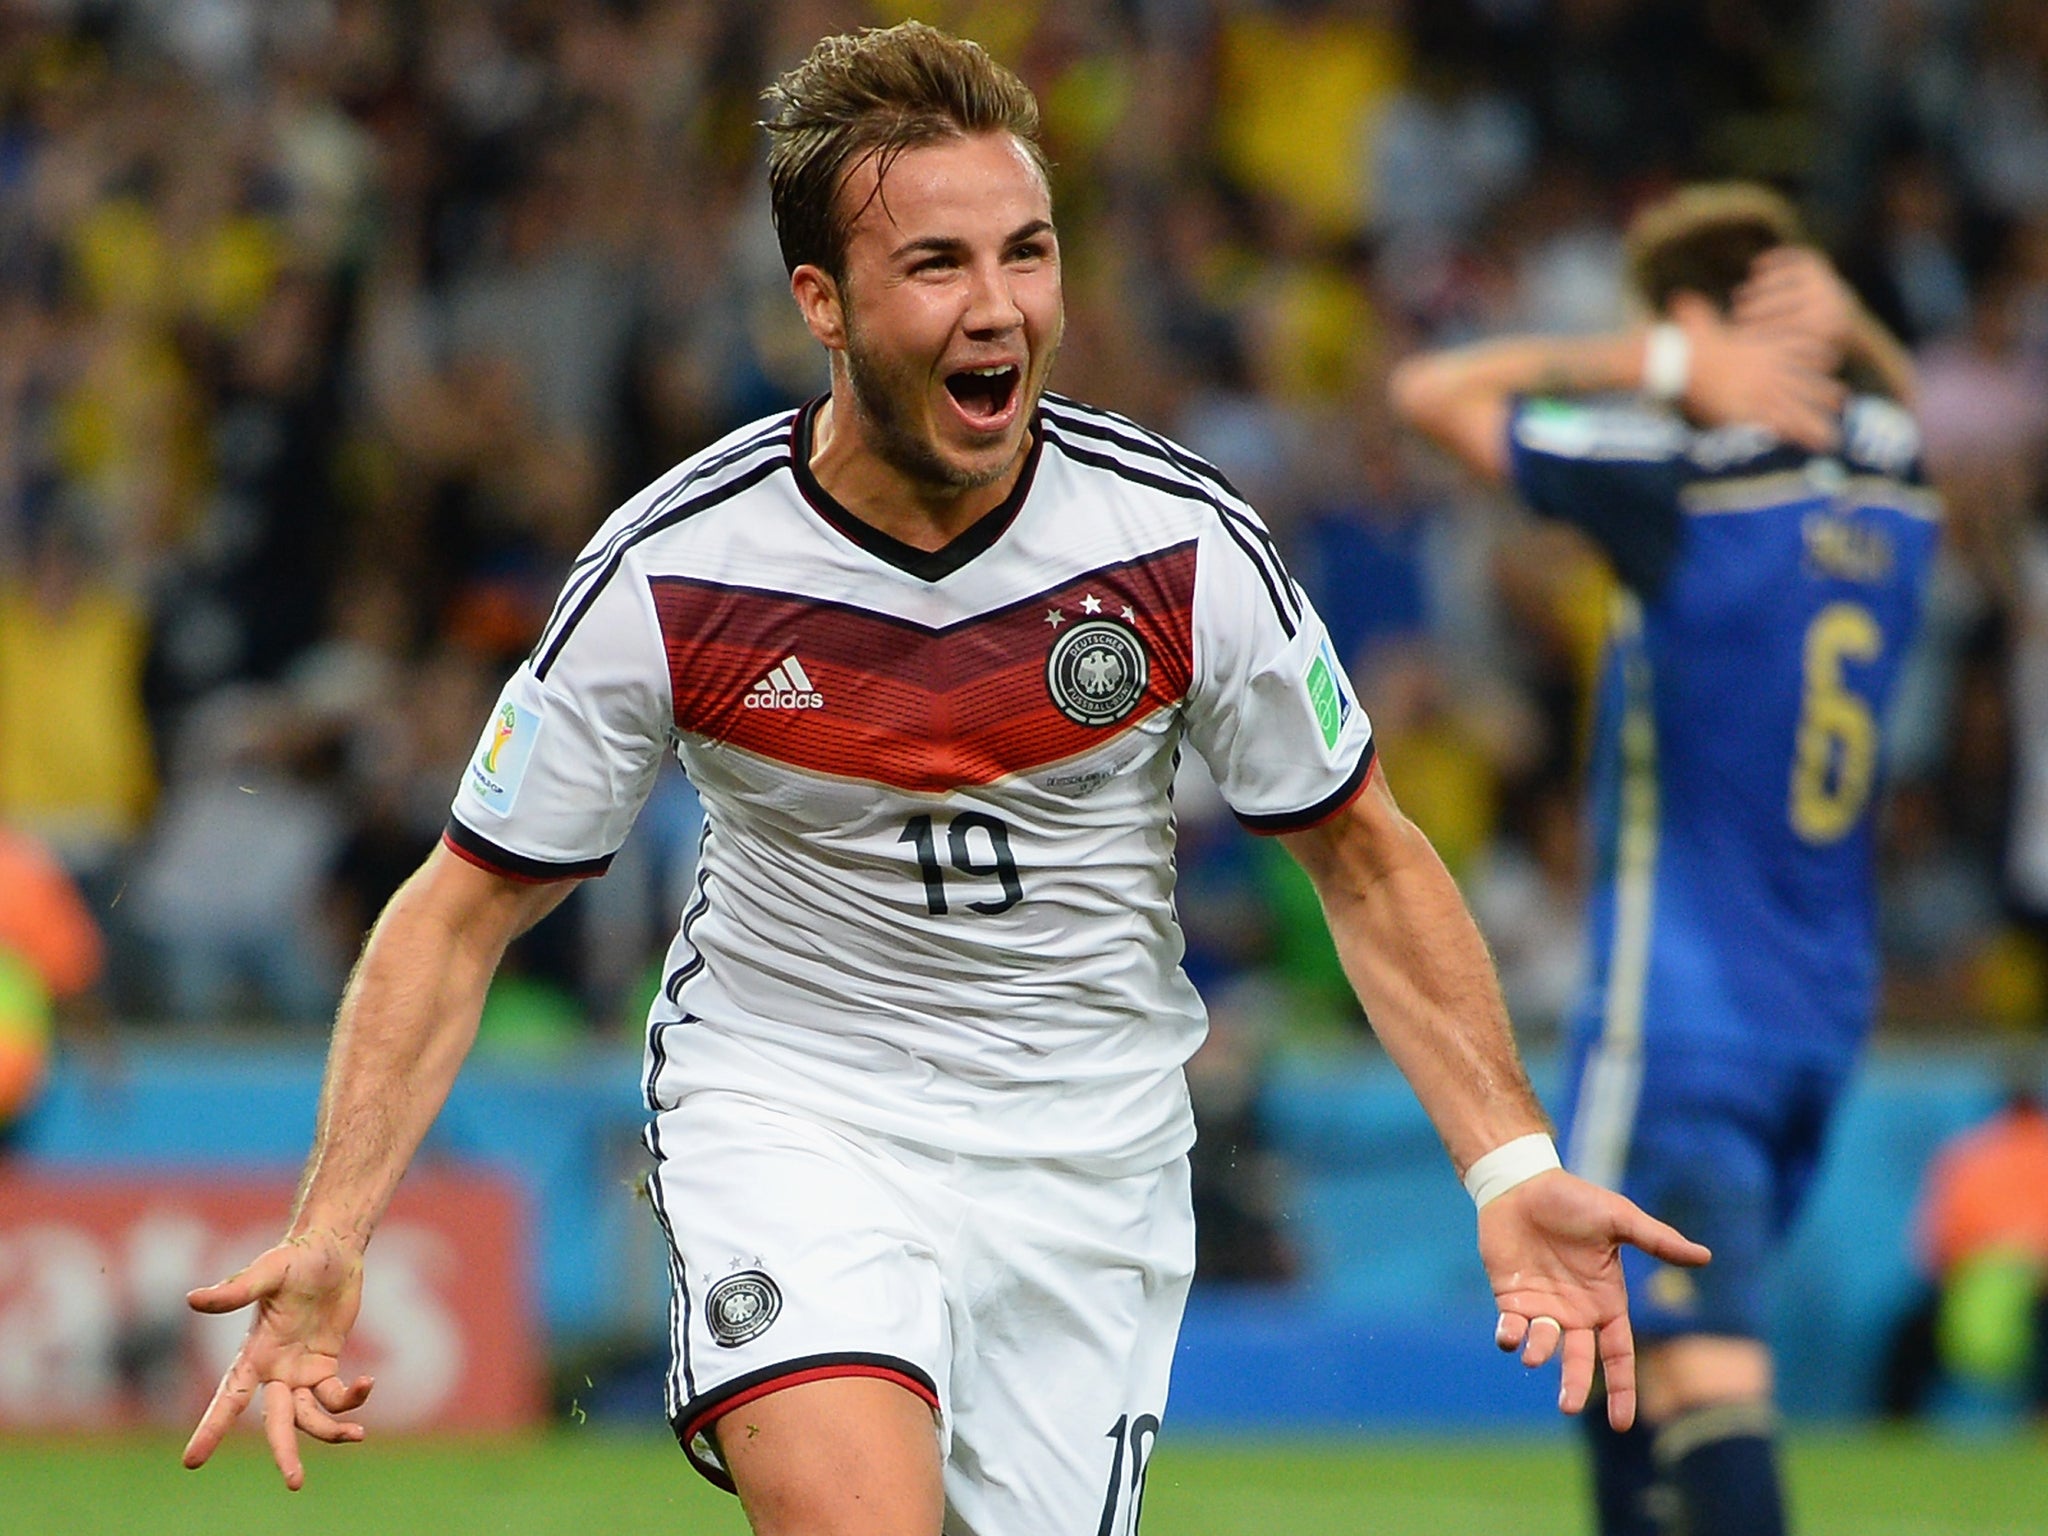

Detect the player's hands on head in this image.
[1675,296,1845,453]
[1478,1170,1709,1432]
[182,1229,375,1490]
[1733,247,1857,364]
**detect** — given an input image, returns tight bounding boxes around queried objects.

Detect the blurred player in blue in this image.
[1393,184,1935,1536]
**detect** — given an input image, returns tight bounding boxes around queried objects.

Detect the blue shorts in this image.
[1553,1036,1853,1341]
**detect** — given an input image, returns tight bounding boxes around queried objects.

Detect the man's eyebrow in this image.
[888,220,1057,261]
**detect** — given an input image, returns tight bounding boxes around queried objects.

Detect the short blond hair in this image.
[761,21,1046,281]
[1624,183,1807,314]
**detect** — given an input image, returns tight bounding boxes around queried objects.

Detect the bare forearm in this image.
[288,851,556,1251]
[1388,331,1651,482]
[1307,815,1549,1173]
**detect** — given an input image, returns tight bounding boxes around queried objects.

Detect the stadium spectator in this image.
[1392,189,1934,1536]
[0,515,156,897]
[1880,1061,2048,1418]
[0,819,103,1145]
[125,686,345,1024]
[179,25,1706,1531]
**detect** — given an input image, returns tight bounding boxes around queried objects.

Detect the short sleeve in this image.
[1507,398,1689,596]
[445,553,673,881]
[1182,516,1375,834]
[1841,394,1932,490]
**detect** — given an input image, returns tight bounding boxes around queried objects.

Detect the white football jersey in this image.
[447,395,1374,1172]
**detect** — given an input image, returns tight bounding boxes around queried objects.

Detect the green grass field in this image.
[6,1429,2044,1536]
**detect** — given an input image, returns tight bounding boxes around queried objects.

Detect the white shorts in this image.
[644,1089,1195,1536]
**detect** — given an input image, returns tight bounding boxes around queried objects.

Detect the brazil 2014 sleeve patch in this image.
[464,696,544,817]
[1303,637,1353,751]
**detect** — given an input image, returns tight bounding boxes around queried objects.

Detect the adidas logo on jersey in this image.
[744,656,825,710]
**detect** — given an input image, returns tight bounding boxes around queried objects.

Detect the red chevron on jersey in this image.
[649,543,1197,791]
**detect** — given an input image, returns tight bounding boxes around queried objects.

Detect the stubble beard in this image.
[840,315,1057,498]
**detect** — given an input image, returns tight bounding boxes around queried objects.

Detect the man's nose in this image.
[964,260,1024,335]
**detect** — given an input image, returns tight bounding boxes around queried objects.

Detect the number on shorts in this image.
[1788,601,1883,845]
[1096,1412,1160,1536]
[897,812,1023,915]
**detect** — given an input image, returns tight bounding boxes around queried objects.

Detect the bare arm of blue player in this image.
[1281,765,1711,1431]
[1388,295,1845,484]
[182,844,577,1489]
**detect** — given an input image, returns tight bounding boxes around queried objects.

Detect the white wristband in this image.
[1641,321,1690,401]
[1463,1133,1563,1209]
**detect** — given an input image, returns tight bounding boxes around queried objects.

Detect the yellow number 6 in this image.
[1789,602,1883,845]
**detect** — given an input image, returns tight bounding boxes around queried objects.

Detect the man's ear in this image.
[791,264,846,350]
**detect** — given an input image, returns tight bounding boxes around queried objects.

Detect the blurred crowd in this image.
[2,0,2047,1070]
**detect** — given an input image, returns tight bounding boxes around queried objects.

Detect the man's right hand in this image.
[182,1230,376,1490]
[1676,294,1845,452]
[1731,247,1857,365]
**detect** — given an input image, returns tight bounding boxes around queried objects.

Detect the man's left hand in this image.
[1479,1171,1711,1431]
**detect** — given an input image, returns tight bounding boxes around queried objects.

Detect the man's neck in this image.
[808,394,1027,553]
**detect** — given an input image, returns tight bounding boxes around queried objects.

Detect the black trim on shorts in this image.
[1233,741,1377,835]
[441,818,615,881]
[670,1352,942,1494]
[643,1167,697,1405]
[789,397,1045,582]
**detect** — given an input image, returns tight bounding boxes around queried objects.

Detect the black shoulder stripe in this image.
[536,423,792,660]
[1038,404,1302,626]
[570,418,791,585]
[534,419,794,665]
[1217,503,1302,625]
[1040,423,1299,639]
[1041,395,1247,502]
[534,452,789,679]
[1040,400,1300,612]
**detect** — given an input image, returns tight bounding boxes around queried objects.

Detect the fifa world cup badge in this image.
[465,698,543,814]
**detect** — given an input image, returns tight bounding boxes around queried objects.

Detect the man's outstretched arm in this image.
[1281,767,1710,1430]
[182,843,576,1488]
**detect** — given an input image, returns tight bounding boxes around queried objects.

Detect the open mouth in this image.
[943,364,1021,429]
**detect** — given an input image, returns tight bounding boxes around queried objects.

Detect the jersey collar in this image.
[789,396,1044,582]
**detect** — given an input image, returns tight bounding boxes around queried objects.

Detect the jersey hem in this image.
[1234,741,1377,835]
[671,1353,941,1493]
[441,819,614,883]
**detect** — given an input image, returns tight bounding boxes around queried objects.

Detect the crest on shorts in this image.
[705,1270,782,1347]
[1046,620,1149,727]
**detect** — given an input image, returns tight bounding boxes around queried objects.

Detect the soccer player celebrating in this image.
[1392,186,1936,1536]
[182,24,1705,1533]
